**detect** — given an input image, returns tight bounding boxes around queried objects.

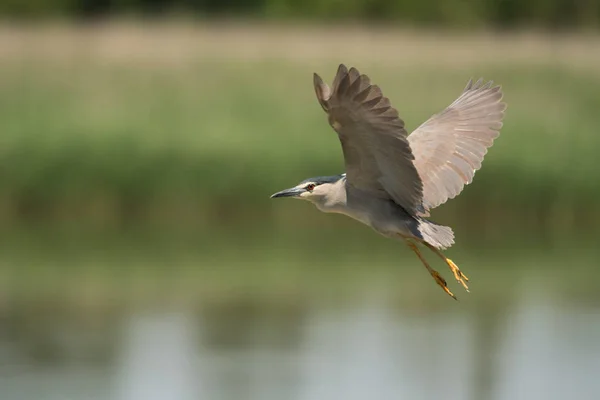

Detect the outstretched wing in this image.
[314,64,425,215]
[408,79,506,212]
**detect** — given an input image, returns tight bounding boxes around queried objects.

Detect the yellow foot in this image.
[447,258,469,292]
[431,270,457,300]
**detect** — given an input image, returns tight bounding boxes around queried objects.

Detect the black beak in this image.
[270,187,304,198]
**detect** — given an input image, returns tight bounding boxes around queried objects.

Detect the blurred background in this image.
[0,1,600,400]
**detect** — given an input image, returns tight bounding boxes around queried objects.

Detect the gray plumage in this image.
[272,64,506,299]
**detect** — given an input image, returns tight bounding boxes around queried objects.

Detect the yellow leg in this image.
[407,241,456,300]
[424,243,470,292]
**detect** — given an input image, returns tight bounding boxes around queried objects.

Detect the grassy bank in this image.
[1,224,598,304]
[0,24,599,233]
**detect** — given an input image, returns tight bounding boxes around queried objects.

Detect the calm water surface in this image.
[1,284,599,400]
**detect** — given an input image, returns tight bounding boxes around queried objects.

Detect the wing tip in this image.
[333,64,349,85]
[313,72,331,112]
[465,77,503,94]
[462,77,507,114]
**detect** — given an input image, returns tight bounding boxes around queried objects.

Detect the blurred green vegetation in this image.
[0,50,598,239]
[1,0,600,30]
[1,224,598,304]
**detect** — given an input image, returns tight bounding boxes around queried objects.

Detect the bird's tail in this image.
[417,220,455,250]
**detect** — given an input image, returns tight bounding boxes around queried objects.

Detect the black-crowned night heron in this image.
[271,64,506,299]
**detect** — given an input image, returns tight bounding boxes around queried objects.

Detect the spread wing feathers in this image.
[408,78,506,213]
[314,64,425,215]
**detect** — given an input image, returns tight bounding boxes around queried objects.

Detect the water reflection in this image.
[494,293,600,400]
[115,312,196,400]
[1,290,600,400]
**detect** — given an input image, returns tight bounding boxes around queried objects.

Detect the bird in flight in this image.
[271,64,506,299]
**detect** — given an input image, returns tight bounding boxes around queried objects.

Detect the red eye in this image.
[306,184,315,191]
